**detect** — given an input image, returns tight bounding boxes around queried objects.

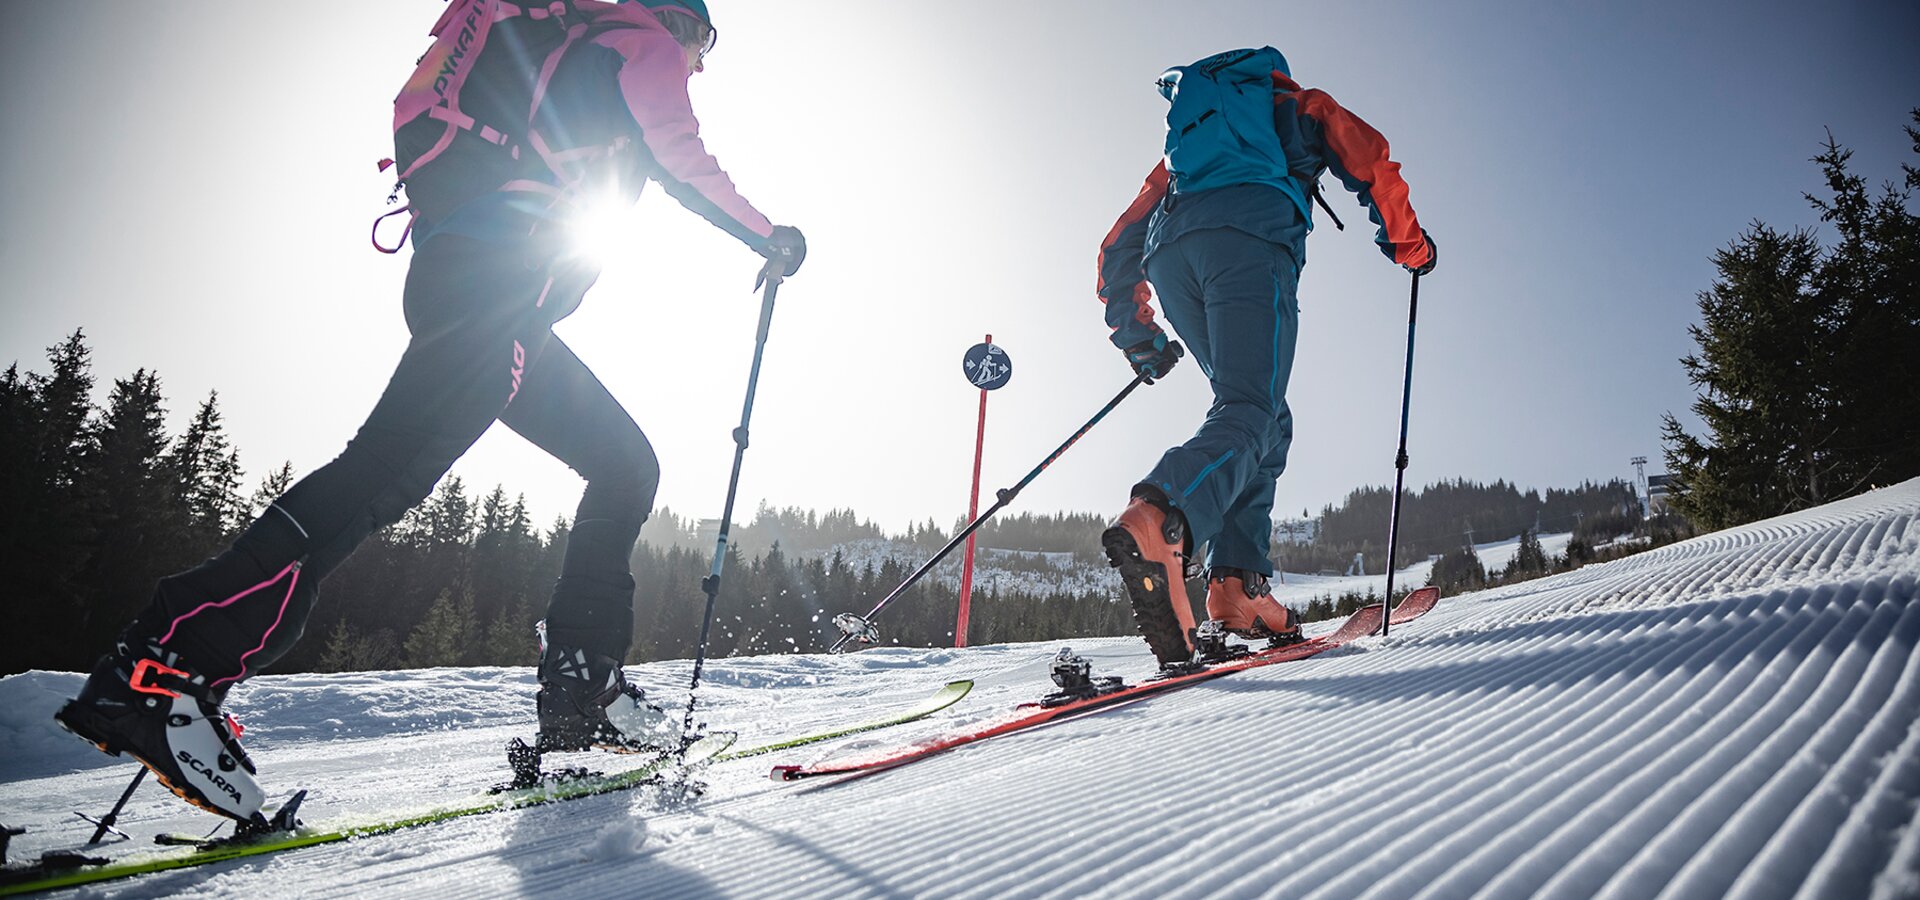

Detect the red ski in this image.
[772,586,1439,783]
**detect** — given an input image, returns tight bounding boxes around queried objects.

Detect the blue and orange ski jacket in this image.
[1098,72,1432,349]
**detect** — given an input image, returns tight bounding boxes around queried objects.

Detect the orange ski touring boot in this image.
[1204,568,1303,646]
[1102,493,1197,668]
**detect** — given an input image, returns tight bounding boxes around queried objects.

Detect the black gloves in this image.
[1407,229,1436,277]
[759,225,807,277]
[1122,334,1185,383]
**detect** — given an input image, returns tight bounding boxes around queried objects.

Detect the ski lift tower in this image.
[1631,456,1650,519]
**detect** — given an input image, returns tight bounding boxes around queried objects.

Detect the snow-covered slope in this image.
[2,480,1916,898]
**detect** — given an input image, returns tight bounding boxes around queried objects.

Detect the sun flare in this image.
[567,201,646,268]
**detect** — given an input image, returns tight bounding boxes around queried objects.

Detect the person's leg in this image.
[1208,374,1296,574]
[59,233,573,822]
[1200,408,1303,641]
[1149,229,1303,645]
[497,337,677,752]
[1138,228,1300,558]
[1103,240,1211,665]
[121,234,564,686]
[497,336,659,663]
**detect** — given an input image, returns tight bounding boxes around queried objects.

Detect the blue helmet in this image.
[625,0,715,56]
[626,0,711,27]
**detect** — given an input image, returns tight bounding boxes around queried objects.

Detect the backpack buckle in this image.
[129,659,189,698]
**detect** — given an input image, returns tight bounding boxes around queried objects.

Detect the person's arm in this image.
[595,25,775,248]
[1096,161,1171,349]
[1278,74,1433,271]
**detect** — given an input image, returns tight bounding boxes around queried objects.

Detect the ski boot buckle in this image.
[129,659,190,698]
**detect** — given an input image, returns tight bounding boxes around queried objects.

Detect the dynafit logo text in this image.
[432,7,485,98]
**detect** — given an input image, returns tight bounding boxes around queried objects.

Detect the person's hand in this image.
[1406,229,1436,277]
[758,225,807,277]
[1122,334,1184,383]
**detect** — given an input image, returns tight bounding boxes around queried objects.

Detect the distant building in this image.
[1647,474,1672,514]
[695,518,722,545]
[1273,517,1318,546]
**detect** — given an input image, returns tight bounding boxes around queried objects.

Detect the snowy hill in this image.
[814,537,1114,599]
[1268,530,1579,607]
[812,527,1580,606]
[2,479,1917,897]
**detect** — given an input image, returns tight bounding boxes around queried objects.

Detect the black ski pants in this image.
[129,233,655,686]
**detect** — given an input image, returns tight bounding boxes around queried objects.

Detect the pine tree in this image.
[1805,121,1920,491]
[397,477,477,631]
[1563,536,1594,568]
[1,332,101,671]
[166,391,245,543]
[473,486,515,620]
[481,602,538,666]
[1426,545,1486,595]
[404,588,478,668]
[318,618,401,672]
[248,461,295,516]
[317,619,361,673]
[1504,528,1549,579]
[1665,114,1919,528]
[1661,223,1831,528]
[75,369,182,650]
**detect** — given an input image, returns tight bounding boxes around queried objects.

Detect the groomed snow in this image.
[2,479,1916,898]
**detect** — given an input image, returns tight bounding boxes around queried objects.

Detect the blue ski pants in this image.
[1140,226,1304,577]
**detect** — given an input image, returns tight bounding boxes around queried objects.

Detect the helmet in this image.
[633,0,716,57]
[631,0,709,24]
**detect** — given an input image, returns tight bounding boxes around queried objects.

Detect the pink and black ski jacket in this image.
[406,1,773,248]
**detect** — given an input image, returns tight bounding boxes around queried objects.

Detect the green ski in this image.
[2,679,973,894]
[716,679,973,761]
[0,732,736,896]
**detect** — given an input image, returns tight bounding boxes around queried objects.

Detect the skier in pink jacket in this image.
[55,0,801,826]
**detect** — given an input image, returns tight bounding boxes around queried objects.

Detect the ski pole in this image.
[828,343,1182,654]
[82,768,147,844]
[1379,273,1420,637]
[680,261,784,752]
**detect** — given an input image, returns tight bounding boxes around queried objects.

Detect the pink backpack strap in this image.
[529,22,590,124]
[393,0,508,182]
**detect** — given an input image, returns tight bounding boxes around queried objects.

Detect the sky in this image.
[3,0,1917,536]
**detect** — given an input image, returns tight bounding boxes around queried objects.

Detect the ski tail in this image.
[1391,586,1440,625]
[719,680,973,762]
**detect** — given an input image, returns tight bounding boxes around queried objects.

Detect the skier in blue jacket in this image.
[1096,47,1436,668]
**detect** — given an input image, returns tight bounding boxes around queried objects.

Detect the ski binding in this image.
[494,737,604,793]
[1041,647,1127,707]
[154,790,307,850]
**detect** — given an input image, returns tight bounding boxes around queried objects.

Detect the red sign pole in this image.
[956,334,990,648]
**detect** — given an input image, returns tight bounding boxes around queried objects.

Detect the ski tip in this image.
[769,765,802,783]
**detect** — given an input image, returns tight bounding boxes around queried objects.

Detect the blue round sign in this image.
[963,342,1013,391]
